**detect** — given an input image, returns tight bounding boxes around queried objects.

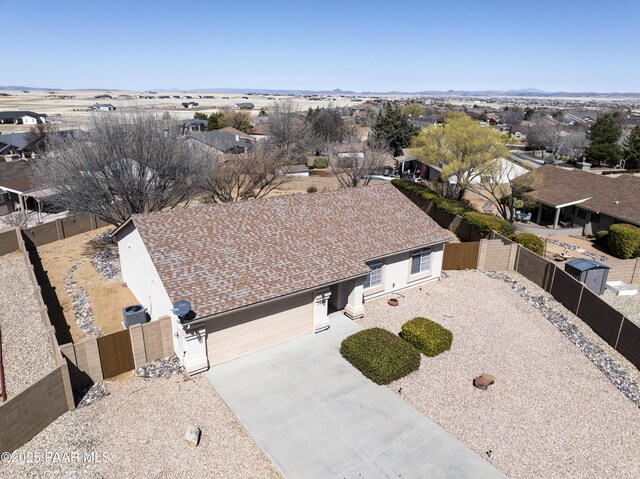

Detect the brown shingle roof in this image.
[0,159,44,193]
[131,184,451,318]
[521,165,640,225]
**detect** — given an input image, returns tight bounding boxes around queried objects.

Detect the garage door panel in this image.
[206,293,313,366]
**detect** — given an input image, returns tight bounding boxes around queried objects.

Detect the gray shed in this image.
[565,258,610,295]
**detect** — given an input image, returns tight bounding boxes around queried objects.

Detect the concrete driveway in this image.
[206,314,505,479]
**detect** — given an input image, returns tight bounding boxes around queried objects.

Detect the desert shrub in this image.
[595,230,609,247]
[608,224,640,259]
[312,156,329,169]
[400,317,453,357]
[462,211,515,237]
[513,232,544,255]
[307,185,318,193]
[340,328,420,385]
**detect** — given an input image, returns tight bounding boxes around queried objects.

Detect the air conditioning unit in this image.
[123,304,147,328]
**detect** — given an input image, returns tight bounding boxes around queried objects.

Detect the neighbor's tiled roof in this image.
[131,184,451,318]
[521,165,640,225]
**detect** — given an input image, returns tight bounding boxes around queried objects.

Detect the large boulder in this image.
[473,373,495,390]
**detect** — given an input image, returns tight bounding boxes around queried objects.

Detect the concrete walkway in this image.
[206,314,505,479]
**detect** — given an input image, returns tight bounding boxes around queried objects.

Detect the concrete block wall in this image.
[0,367,69,453]
[0,228,19,256]
[607,258,640,284]
[130,316,174,368]
[21,214,110,249]
[478,239,519,271]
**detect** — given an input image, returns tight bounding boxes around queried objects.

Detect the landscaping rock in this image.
[90,232,121,281]
[135,355,184,379]
[77,381,109,408]
[473,373,495,390]
[184,425,201,447]
[64,261,102,337]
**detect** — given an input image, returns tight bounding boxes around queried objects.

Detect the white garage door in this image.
[206,292,313,366]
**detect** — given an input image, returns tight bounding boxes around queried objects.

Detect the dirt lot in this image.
[0,374,281,479]
[37,226,137,342]
[361,270,640,479]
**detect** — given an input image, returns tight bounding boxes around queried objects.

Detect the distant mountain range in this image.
[2,85,640,98]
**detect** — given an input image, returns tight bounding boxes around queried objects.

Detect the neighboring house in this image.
[181,118,208,133]
[90,103,116,111]
[94,94,113,99]
[280,164,310,176]
[518,165,640,234]
[182,102,199,109]
[0,159,53,217]
[0,133,31,157]
[113,184,451,373]
[187,127,255,154]
[0,111,47,125]
[232,102,254,110]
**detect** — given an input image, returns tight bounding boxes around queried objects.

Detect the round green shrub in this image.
[462,211,515,237]
[595,230,609,247]
[513,232,544,255]
[400,317,453,357]
[340,328,421,385]
[608,224,640,259]
[312,157,329,169]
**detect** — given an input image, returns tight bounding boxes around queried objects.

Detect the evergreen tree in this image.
[623,124,640,166]
[585,114,623,166]
[371,102,419,156]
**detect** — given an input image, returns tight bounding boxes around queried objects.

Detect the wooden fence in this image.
[443,242,480,270]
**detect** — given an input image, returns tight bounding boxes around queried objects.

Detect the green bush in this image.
[391,179,440,201]
[595,230,609,247]
[401,317,453,357]
[433,197,471,216]
[608,224,640,259]
[513,232,544,255]
[462,211,515,237]
[312,157,329,169]
[340,328,420,385]
[307,185,318,193]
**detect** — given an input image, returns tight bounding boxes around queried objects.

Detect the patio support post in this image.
[536,205,543,224]
[553,207,561,228]
[344,277,365,320]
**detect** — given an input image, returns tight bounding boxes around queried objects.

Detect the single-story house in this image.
[0,111,47,125]
[0,133,31,157]
[0,159,56,218]
[90,103,116,111]
[186,127,255,154]
[280,164,310,176]
[113,184,451,374]
[517,165,640,234]
[233,102,254,110]
[182,102,199,109]
[181,118,208,133]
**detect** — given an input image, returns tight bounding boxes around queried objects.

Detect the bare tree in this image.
[525,114,561,156]
[25,122,56,154]
[39,110,213,226]
[468,159,540,222]
[328,138,388,188]
[201,142,293,202]
[501,106,524,128]
[557,130,589,160]
[1,210,30,229]
[266,100,312,162]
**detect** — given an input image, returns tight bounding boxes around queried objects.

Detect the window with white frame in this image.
[363,260,383,289]
[410,248,431,275]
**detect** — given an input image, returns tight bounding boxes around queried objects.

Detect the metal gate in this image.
[97,329,134,379]
[442,242,480,270]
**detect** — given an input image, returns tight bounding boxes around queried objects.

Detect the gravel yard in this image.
[361,270,640,479]
[602,287,640,327]
[0,374,282,479]
[0,252,55,398]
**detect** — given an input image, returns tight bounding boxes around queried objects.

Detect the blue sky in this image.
[2,0,639,92]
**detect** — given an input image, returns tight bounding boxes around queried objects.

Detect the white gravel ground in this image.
[602,287,640,327]
[0,374,282,479]
[0,252,56,398]
[361,271,640,479]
